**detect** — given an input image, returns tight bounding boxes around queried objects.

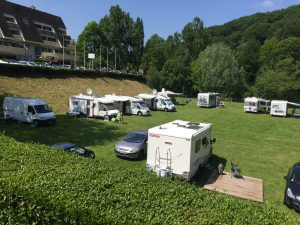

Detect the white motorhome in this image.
[3,97,56,126]
[137,93,176,112]
[147,120,215,181]
[270,100,300,117]
[69,94,119,119]
[197,93,221,108]
[105,94,150,116]
[244,97,270,113]
[157,88,182,104]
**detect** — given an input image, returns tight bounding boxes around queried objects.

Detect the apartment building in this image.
[0,0,76,63]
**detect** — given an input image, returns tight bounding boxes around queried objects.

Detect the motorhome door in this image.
[26,105,35,123]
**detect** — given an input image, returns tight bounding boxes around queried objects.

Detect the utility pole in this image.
[107,48,109,71]
[99,45,101,71]
[84,41,86,68]
[62,35,65,67]
[114,47,116,70]
[74,43,77,68]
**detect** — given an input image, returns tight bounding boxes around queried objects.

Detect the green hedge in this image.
[0,63,146,82]
[0,135,299,224]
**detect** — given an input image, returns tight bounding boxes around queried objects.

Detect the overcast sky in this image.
[9,0,300,41]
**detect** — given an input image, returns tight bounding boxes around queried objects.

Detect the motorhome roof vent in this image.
[172,122,180,125]
[187,122,200,126]
[187,125,202,130]
[159,126,167,129]
[177,124,187,128]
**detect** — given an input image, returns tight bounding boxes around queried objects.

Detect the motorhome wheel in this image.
[164,108,168,112]
[33,120,39,127]
[137,111,142,116]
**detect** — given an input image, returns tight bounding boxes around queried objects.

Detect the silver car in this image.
[115,130,148,159]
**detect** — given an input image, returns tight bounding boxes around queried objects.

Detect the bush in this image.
[0,64,146,82]
[0,135,298,224]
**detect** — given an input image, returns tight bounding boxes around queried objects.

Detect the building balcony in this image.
[0,45,26,56]
[42,40,61,48]
[41,52,78,62]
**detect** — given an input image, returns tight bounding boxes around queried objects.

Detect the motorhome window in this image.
[139,102,147,108]
[132,102,139,108]
[123,132,146,143]
[104,103,115,110]
[202,137,209,147]
[164,99,173,105]
[272,105,279,109]
[28,106,35,114]
[195,139,201,153]
[99,103,105,111]
[249,102,256,106]
[34,104,52,113]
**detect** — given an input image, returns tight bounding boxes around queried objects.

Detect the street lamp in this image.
[62,35,65,67]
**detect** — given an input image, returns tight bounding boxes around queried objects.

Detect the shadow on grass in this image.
[191,154,227,187]
[1,115,128,148]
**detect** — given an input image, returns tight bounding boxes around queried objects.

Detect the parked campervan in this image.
[244,97,270,113]
[146,120,215,181]
[3,97,56,126]
[197,93,221,108]
[137,93,176,112]
[270,100,300,117]
[105,94,150,116]
[157,88,182,104]
[69,94,119,119]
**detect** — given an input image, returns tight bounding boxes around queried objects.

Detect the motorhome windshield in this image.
[164,99,174,105]
[138,102,148,108]
[34,104,52,113]
[103,103,115,111]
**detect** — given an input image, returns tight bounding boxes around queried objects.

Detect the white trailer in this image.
[197,93,221,108]
[69,94,119,119]
[3,97,56,126]
[105,94,150,116]
[270,100,300,117]
[244,97,270,113]
[137,93,176,112]
[147,120,215,181]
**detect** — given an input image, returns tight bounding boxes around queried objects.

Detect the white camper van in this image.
[244,97,270,113]
[197,93,221,108]
[137,93,176,112]
[69,94,119,119]
[105,95,150,116]
[3,97,56,126]
[157,88,182,104]
[147,120,215,181]
[270,100,300,117]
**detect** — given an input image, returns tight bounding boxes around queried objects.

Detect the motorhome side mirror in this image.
[211,138,216,144]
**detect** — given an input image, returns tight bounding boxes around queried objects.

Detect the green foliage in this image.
[0,64,145,82]
[146,66,161,89]
[191,43,245,97]
[0,134,299,224]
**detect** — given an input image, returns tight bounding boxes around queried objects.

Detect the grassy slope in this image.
[0,75,151,113]
[2,99,300,215]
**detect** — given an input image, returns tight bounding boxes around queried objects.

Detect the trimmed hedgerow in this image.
[0,135,299,224]
[0,64,145,82]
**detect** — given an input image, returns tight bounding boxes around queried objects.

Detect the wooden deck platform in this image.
[203,171,263,202]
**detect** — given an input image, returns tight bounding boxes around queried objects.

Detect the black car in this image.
[52,142,95,158]
[284,162,300,211]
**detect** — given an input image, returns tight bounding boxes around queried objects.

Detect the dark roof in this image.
[0,0,69,44]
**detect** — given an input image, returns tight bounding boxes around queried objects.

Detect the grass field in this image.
[1,99,300,214]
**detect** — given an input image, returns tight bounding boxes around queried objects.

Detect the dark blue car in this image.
[52,142,95,158]
[284,162,300,211]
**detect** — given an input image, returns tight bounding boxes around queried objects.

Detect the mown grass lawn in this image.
[2,99,300,213]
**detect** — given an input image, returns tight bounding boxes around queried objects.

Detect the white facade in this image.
[147,120,214,181]
[3,96,56,125]
[270,100,300,117]
[244,97,270,113]
[105,94,150,116]
[69,94,119,118]
[197,93,221,108]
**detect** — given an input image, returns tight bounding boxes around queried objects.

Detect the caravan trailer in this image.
[244,97,270,113]
[137,93,176,112]
[105,95,150,116]
[69,94,119,119]
[270,100,300,117]
[146,120,215,181]
[197,93,221,108]
[3,97,56,126]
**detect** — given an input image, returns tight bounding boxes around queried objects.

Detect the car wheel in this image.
[137,111,142,116]
[164,108,168,112]
[33,120,39,127]
[138,150,144,160]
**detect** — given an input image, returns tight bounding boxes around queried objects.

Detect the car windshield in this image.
[103,103,116,110]
[34,104,52,113]
[138,102,147,108]
[123,132,146,143]
[69,146,85,155]
[292,168,300,185]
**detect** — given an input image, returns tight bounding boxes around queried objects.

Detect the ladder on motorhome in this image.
[155,147,172,177]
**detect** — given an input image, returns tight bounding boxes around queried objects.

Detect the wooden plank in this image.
[203,171,263,203]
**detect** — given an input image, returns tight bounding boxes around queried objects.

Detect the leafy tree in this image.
[182,17,208,60]
[191,43,245,97]
[146,66,161,89]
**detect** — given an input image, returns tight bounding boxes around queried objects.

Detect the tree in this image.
[191,43,245,97]
[146,66,161,89]
[182,17,207,60]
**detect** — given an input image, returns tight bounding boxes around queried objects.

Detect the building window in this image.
[35,23,54,32]
[36,24,43,30]
[48,37,56,42]
[4,15,16,24]
[59,29,67,35]
[11,29,21,36]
